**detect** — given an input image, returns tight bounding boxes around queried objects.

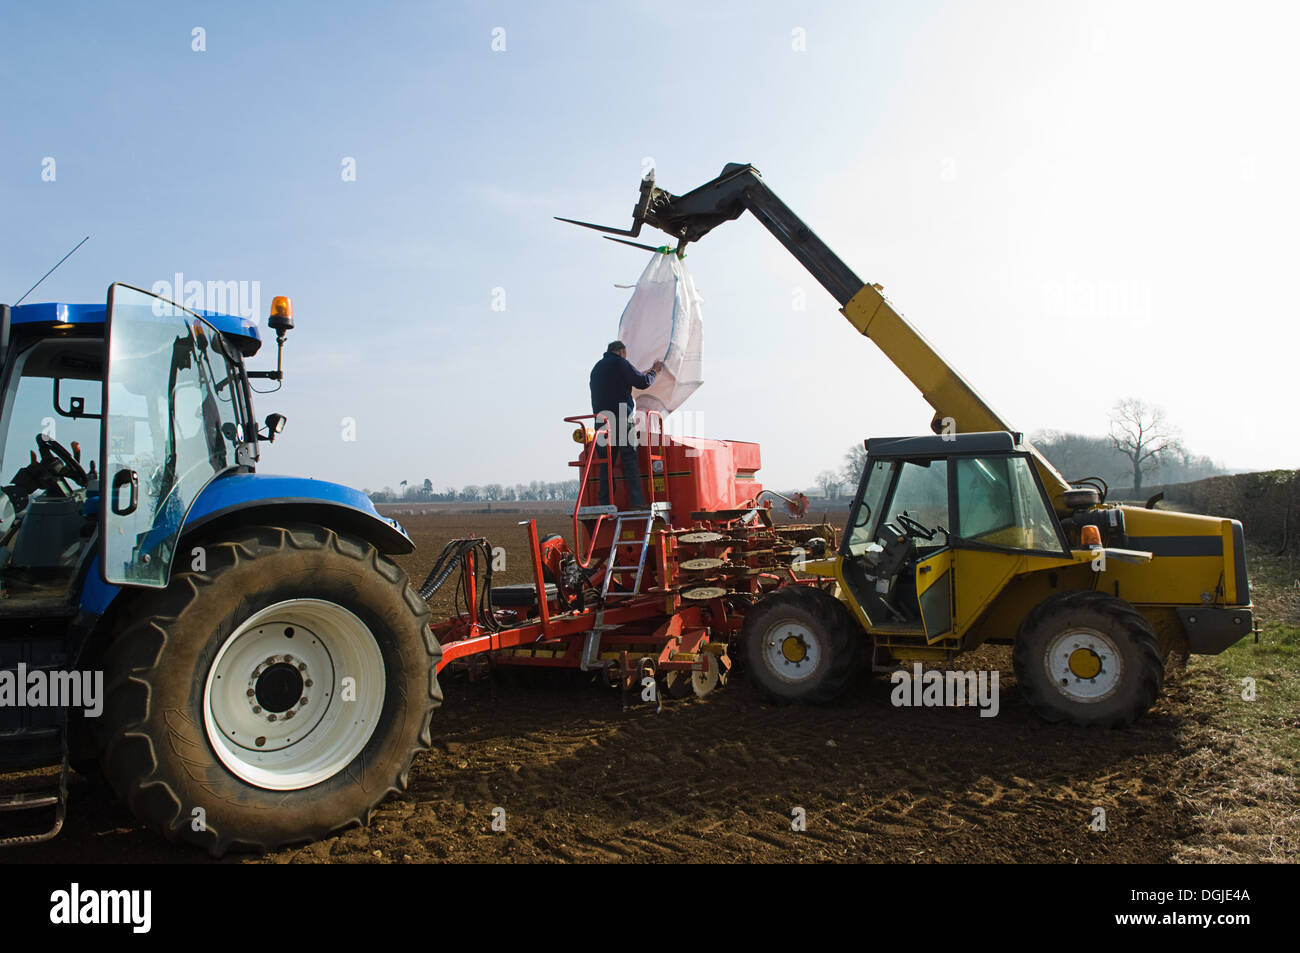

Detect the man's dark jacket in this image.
[590,350,656,416]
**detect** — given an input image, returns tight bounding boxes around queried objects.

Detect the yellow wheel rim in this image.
[781,635,807,663]
[1068,647,1102,679]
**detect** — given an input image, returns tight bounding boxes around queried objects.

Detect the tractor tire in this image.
[1012,590,1166,727]
[98,524,441,855]
[741,586,863,705]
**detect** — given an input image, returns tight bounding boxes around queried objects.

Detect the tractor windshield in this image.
[102,285,247,586]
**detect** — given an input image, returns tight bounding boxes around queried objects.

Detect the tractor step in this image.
[0,725,69,848]
[0,791,61,812]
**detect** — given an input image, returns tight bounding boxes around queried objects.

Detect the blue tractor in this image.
[0,284,441,854]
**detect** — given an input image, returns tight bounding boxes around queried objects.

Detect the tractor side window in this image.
[955,456,1061,552]
[882,459,948,537]
[0,341,103,538]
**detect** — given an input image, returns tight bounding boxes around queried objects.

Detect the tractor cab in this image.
[839,432,1070,644]
[0,284,266,613]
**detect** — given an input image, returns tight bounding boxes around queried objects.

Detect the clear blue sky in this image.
[3,0,1296,493]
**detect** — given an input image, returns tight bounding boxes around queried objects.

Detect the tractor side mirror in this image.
[263,413,287,442]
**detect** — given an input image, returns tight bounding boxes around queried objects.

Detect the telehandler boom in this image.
[559,162,1073,506]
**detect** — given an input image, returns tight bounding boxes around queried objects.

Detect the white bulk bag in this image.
[616,251,704,415]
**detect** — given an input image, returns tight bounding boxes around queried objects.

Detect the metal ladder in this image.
[580,502,670,670]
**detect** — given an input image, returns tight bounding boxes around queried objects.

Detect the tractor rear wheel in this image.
[741,586,862,704]
[1013,590,1165,727]
[98,524,441,855]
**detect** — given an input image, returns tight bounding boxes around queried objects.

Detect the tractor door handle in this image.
[111,468,139,516]
[919,565,932,574]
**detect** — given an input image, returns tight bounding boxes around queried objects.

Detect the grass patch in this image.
[1188,622,1300,768]
[1159,544,1300,861]
[1197,545,1300,767]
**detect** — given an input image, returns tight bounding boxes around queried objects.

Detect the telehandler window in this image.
[954,455,1061,553]
[846,460,892,556]
[885,458,948,537]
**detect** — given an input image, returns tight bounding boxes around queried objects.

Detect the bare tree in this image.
[841,443,868,486]
[1108,398,1183,494]
[815,470,841,500]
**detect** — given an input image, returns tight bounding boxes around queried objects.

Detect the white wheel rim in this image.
[203,599,386,790]
[692,653,721,697]
[761,620,823,683]
[1045,627,1123,702]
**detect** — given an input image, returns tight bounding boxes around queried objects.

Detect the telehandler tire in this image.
[98,524,441,855]
[741,586,862,704]
[1013,590,1165,727]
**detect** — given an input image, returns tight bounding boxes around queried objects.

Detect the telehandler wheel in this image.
[98,524,441,855]
[1013,590,1166,727]
[741,586,862,705]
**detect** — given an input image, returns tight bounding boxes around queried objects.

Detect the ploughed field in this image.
[9,508,1294,864]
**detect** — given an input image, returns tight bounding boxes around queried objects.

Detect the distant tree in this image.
[461,485,482,502]
[422,478,433,500]
[841,443,868,486]
[815,470,841,500]
[1030,429,1129,486]
[484,483,502,502]
[1156,447,1225,484]
[1108,398,1183,494]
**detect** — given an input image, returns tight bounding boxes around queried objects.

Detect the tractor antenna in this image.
[13,235,90,306]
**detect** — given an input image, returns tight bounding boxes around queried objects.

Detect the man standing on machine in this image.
[589,340,663,509]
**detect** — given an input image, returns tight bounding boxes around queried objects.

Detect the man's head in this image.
[606,340,627,358]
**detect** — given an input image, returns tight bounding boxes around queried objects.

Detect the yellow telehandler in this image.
[561,163,1251,725]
